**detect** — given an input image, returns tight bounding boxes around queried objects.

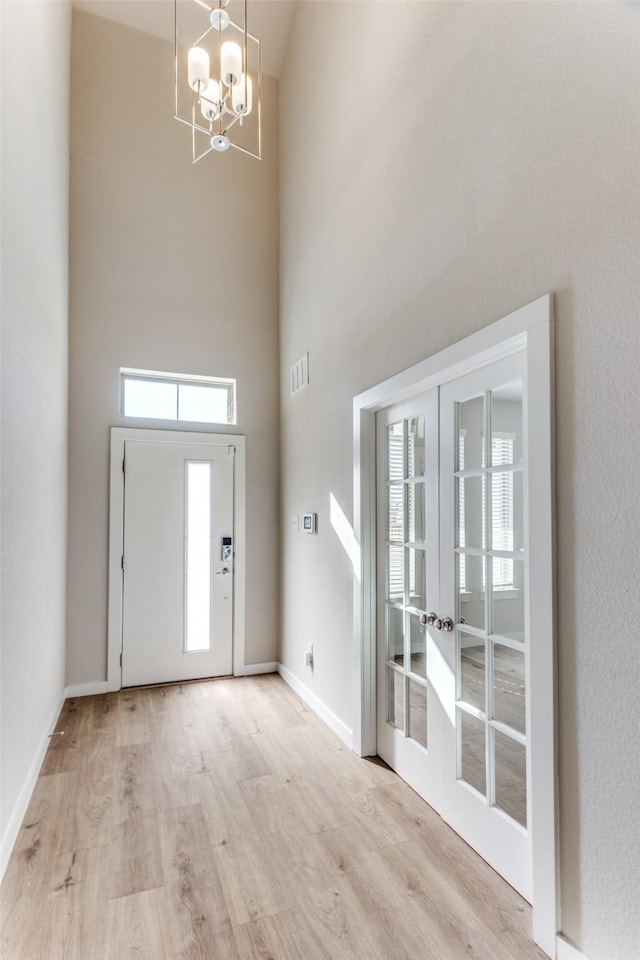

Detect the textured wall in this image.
[67,11,280,684]
[278,3,640,958]
[0,0,70,861]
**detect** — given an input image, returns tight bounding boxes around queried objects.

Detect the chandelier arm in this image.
[228,141,261,160]
[174,0,179,119]
[221,110,244,136]
[257,34,261,159]
[193,23,215,49]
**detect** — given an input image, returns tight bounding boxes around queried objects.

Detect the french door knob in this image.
[421,612,453,631]
[421,612,438,626]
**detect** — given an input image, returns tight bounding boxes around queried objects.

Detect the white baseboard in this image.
[64,681,109,698]
[234,661,277,677]
[68,669,278,694]
[0,693,65,882]
[277,663,353,750]
[557,935,589,960]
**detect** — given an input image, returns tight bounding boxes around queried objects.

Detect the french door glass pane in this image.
[387,605,404,667]
[409,614,427,678]
[388,545,404,602]
[458,395,484,470]
[407,417,426,478]
[491,383,523,465]
[491,470,524,556]
[407,481,426,543]
[494,729,527,827]
[388,668,405,730]
[457,475,484,550]
[459,634,485,712]
[408,678,427,748]
[492,558,524,640]
[408,548,426,609]
[460,709,486,796]
[458,553,485,630]
[493,643,525,733]
[387,483,404,542]
[387,423,404,480]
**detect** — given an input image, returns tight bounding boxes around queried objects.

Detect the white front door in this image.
[121,437,235,686]
[377,352,532,901]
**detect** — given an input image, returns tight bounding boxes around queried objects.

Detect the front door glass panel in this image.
[185,461,213,652]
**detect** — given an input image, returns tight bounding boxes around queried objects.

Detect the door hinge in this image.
[120,652,123,667]
[228,444,236,456]
[121,555,125,571]
[122,457,126,473]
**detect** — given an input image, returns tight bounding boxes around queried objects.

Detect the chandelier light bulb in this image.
[232,73,252,116]
[211,134,230,152]
[187,46,209,92]
[221,41,242,86]
[201,79,221,120]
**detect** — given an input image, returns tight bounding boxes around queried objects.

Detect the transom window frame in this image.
[120,367,237,426]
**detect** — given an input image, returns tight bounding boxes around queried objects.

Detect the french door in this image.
[121,437,235,687]
[377,352,532,900]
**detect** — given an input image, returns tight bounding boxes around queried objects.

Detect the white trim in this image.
[352,294,557,957]
[107,427,247,691]
[64,681,109,698]
[230,437,247,678]
[277,663,354,750]
[234,661,277,676]
[556,935,589,960]
[0,694,65,882]
[120,366,236,387]
[527,312,558,956]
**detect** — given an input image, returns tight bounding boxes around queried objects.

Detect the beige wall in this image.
[278,3,640,958]
[67,11,280,685]
[0,0,70,862]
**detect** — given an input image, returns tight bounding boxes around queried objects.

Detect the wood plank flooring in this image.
[1,675,546,959]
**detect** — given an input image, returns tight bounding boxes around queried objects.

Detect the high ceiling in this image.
[72,0,296,78]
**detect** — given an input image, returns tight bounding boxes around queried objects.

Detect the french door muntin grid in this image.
[385,416,429,745]
[454,386,527,828]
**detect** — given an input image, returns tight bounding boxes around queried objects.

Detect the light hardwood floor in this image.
[1,675,546,959]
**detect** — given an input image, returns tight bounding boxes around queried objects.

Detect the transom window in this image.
[120,368,236,425]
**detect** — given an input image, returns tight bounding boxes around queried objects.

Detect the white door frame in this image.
[352,295,557,957]
[107,427,246,691]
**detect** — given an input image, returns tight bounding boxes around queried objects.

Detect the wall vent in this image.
[290,352,309,396]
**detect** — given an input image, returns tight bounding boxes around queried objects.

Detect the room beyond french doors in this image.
[376,352,532,901]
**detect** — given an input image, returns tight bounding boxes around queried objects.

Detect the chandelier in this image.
[174,0,262,162]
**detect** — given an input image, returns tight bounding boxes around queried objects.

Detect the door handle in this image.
[420,612,438,626]
[421,612,454,632]
[216,567,230,576]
